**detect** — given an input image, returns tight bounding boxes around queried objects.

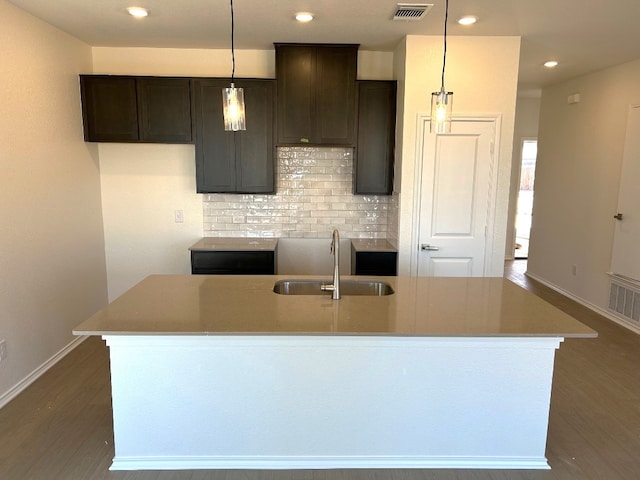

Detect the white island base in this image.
[106,335,560,471]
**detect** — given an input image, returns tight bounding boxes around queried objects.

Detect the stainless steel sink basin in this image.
[273,279,394,296]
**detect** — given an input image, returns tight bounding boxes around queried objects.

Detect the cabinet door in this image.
[193,78,275,194]
[191,251,275,275]
[315,46,357,145]
[352,251,398,276]
[275,45,315,144]
[354,81,397,194]
[192,79,236,192]
[235,80,275,193]
[276,44,358,146]
[137,78,193,143]
[80,75,138,142]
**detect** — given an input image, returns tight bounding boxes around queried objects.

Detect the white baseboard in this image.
[110,455,550,471]
[0,335,88,410]
[525,272,640,335]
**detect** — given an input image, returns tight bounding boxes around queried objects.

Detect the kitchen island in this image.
[74,275,596,471]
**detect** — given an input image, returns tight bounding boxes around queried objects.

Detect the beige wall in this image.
[99,144,203,301]
[393,36,521,275]
[92,47,394,80]
[505,96,541,260]
[92,47,276,78]
[528,58,640,312]
[0,1,108,403]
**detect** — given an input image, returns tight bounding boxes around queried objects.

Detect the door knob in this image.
[421,244,440,251]
[614,213,624,221]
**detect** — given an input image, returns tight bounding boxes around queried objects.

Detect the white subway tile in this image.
[202,146,392,239]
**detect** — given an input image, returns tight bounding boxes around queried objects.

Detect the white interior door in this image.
[611,105,640,282]
[417,118,496,277]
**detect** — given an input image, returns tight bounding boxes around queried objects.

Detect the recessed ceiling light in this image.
[544,60,559,68]
[127,7,149,18]
[295,12,314,23]
[458,16,477,25]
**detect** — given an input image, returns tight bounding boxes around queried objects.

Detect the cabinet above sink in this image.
[275,43,358,146]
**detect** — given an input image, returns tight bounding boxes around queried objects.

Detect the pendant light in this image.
[222,0,246,131]
[430,0,453,134]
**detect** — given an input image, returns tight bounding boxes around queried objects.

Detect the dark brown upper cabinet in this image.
[80,75,192,143]
[275,44,358,146]
[137,77,192,143]
[354,80,397,195]
[192,78,275,194]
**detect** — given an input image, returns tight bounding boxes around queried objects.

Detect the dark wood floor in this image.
[2,261,640,479]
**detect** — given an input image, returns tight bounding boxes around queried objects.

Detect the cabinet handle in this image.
[614,213,624,221]
[421,244,440,251]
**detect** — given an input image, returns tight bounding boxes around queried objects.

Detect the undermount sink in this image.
[273,279,394,296]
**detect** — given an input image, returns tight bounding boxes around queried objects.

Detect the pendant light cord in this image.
[230,0,236,81]
[441,0,449,91]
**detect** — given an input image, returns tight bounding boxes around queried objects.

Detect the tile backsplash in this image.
[203,146,391,239]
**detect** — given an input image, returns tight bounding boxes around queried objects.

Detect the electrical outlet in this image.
[0,339,7,364]
[174,209,184,224]
[572,265,577,276]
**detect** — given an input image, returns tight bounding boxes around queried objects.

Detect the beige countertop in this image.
[189,237,278,251]
[350,239,397,252]
[74,275,597,338]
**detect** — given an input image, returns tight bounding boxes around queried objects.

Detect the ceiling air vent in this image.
[392,3,433,21]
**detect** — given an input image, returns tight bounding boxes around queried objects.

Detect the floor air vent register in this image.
[609,278,640,323]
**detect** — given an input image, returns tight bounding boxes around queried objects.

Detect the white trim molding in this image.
[111,454,549,471]
[0,335,88,409]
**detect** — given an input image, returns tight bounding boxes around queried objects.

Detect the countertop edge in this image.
[73,330,597,339]
[73,275,598,339]
[189,237,278,252]
[350,239,397,253]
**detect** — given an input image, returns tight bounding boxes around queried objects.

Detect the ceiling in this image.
[9,0,640,91]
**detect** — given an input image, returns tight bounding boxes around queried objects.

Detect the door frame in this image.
[512,136,538,260]
[610,103,640,283]
[410,114,502,276]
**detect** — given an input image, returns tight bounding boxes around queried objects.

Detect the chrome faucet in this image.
[321,229,341,300]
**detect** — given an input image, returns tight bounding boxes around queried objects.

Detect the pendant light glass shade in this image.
[223,83,246,131]
[222,0,246,131]
[430,88,453,134]
[430,0,453,134]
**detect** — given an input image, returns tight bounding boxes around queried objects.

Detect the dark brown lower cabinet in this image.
[192,78,275,193]
[191,251,276,275]
[351,250,398,276]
